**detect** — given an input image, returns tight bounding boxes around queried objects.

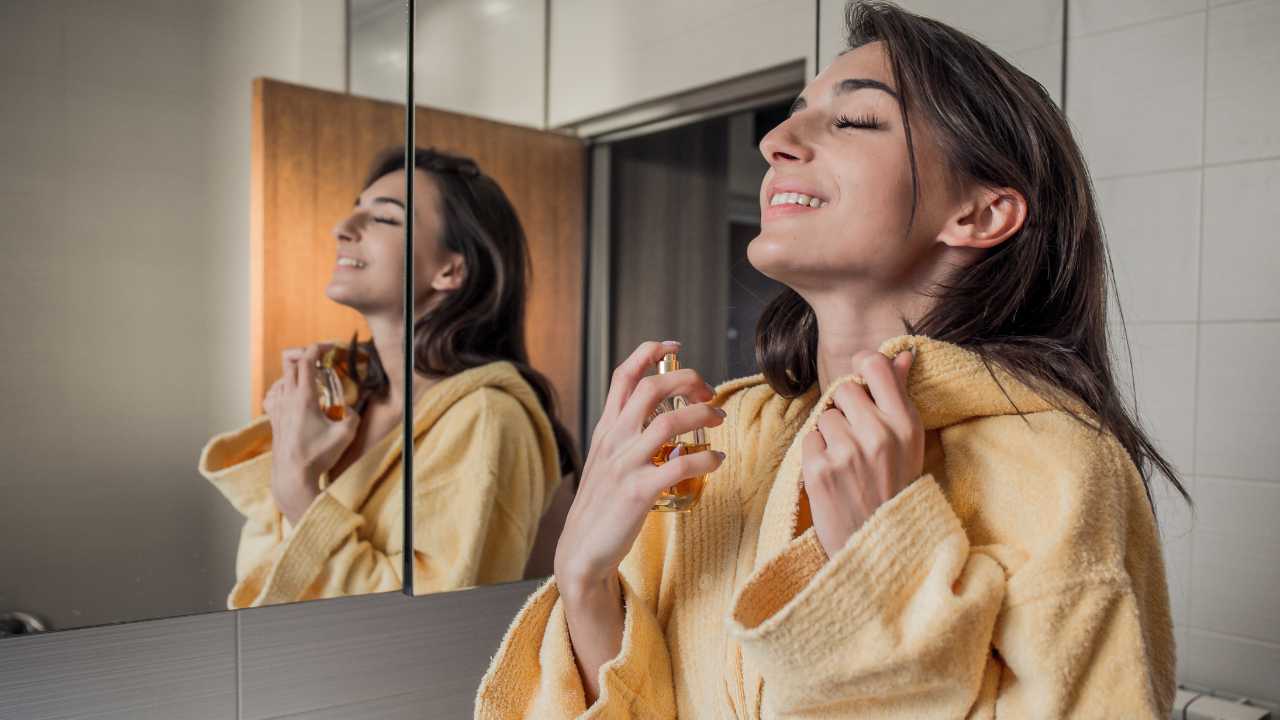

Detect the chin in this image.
[746,231,796,283]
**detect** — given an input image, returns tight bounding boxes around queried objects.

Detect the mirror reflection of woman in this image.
[199,147,578,607]
[477,2,1182,717]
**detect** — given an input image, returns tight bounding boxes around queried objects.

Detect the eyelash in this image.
[373,217,400,225]
[834,113,883,130]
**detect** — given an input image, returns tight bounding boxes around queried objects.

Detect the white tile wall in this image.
[350,0,547,128]
[1112,323,1199,475]
[1205,0,1280,164]
[1066,11,1205,179]
[1097,170,1202,323]
[549,0,812,127]
[1195,322,1280,481]
[1069,0,1207,37]
[1201,159,1280,321]
[1074,0,1280,702]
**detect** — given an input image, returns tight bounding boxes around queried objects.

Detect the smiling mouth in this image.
[336,257,367,269]
[769,192,828,209]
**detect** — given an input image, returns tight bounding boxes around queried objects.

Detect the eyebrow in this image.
[789,77,900,114]
[353,196,406,210]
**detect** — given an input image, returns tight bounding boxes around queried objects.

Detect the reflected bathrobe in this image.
[199,358,560,607]
[474,334,1176,719]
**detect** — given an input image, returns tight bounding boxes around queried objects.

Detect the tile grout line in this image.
[1185,1,1211,640]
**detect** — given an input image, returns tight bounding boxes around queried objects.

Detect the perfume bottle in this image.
[314,345,363,421]
[647,351,712,512]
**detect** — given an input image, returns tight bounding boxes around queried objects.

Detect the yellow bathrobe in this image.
[474,334,1175,718]
[199,357,561,607]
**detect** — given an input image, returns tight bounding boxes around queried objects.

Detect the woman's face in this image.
[749,41,960,293]
[325,169,462,317]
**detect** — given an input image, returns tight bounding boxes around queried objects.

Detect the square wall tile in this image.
[1206,0,1280,163]
[1195,322,1280,480]
[1182,629,1280,705]
[0,611,237,720]
[1111,323,1198,474]
[1189,527,1280,642]
[1008,42,1064,107]
[1070,0,1207,37]
[1201,159,1280,321]
[1099,169,1201,323]
[1196,475,1280,544]
[1067,12,1205,179]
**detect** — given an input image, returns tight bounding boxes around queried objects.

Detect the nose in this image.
[759,114,814,167]
[332,212,361,243]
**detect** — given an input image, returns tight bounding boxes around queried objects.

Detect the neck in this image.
[802,280,931,396]
[364,312,433,415]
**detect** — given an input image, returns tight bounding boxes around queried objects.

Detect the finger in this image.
[638,403,726,459]
[893,349,914,393]
[640,447,724,499]
[282,347,304,385]
[601,340,683,425]
[619,368,716,433]
[815,407,855,457]
[295,346,322,401]
[828,378,878,429]
[801,429,827,485]
[859,352,911,419]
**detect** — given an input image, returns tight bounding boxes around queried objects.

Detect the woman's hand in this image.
[553,339,726,703]
[802,348,923,558]
[263,342,360,524]
[554,340,727,596]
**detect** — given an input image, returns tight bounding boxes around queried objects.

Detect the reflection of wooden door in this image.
[251,79,585,444]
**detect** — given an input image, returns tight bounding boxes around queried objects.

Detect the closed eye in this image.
[834,113,883,130]
[373,217,401,226]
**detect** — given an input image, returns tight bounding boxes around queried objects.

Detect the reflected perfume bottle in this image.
[647,351,712,512]
[314,345,364,421]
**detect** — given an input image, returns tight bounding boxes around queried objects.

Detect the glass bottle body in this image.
[647,352,711,512]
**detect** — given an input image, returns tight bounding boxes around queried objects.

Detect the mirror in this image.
[0,0,410,634]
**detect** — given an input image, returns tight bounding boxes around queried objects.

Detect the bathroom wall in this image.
[1067,0,1280,703]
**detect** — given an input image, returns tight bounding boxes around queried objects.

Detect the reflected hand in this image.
[553,340,726,596]
[263,342,360,522]
[802,349,923,558]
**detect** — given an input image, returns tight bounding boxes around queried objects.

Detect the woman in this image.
[198,147,579,606]
[475,2,1181,717]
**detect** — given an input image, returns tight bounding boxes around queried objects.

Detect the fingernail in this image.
[704,382,716,394]
[713,407,727,417]
[662,339,682,347]
[714,451,726,460]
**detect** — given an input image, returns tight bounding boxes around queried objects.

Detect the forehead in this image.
[361,168,439,203]
[809,41,896,98]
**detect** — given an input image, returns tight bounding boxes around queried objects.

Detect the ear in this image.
[429,252,466,292]
[936,185,1027,251]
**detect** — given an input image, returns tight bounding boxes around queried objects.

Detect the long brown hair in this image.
[345,147,581,485]
[755,1,1188,508]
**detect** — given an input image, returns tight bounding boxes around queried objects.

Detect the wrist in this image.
[557,568,621,610]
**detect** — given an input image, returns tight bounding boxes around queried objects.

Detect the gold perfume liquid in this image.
[315,345,366,421]
[649,440,710,512]
[646,349,713,513]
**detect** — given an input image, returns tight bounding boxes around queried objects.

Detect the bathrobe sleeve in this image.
[726,416,1175,719]
[201,386,557,607]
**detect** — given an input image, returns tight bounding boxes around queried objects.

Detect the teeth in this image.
[769,192,828,208]
[338,257,366,268]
